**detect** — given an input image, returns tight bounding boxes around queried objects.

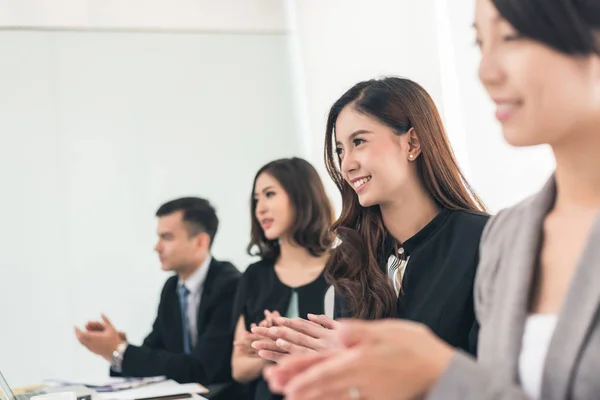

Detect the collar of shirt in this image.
[379,208,451,275]
[179,255,212,295]
[391,208,452,257]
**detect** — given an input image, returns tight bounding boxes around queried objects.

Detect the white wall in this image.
[438,0,555,212]
[0,29,297,386]
[285,0,444,212]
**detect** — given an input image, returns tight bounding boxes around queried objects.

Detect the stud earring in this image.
[408,154,414,160]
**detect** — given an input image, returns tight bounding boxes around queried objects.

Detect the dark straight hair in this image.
[156,197,218,247]
[247,157,334,262]
[323,77,487,319]
[493,0,600,55]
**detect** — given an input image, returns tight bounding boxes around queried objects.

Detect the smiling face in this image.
[475,0,600,148]
[335,104,419,207]
[253,172,294,241]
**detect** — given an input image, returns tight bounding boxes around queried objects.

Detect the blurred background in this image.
[0,0,554,386]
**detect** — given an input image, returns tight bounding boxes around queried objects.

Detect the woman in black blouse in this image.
[253,77,490,368]
[230,157,334,400]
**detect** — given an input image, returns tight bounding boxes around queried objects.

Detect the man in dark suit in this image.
[75,197,241,386]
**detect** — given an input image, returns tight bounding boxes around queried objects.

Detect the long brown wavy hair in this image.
[248,157,334,262]
[324,77,487,319]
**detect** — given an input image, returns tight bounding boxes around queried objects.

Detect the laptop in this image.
[0,371,92,400]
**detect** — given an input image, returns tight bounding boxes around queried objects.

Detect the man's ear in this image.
[193,231,211,251]
[590,54,600,109]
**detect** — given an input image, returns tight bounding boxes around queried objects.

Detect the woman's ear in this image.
[407,127,422,161]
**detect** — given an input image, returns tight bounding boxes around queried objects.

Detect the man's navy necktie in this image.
[178,284,192,354]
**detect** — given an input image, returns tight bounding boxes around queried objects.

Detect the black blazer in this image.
[335,209,489,355]
[112,258,241,385]
[234,259,331,331]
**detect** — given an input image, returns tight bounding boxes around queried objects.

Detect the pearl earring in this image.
[409,154,414,160]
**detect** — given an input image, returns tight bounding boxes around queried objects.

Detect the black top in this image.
[110,258,241,385]
[232,259,331,400]
[335,208,489,355]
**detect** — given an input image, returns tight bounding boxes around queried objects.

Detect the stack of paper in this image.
[96,380,208,400]
[44,377,167,392]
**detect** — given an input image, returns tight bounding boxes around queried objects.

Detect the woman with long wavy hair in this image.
[252,77,489,361]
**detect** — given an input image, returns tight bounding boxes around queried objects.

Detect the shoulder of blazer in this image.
[479,191,539,256]
[154,276,179,315]
[161,275,179,297]
[243,258,273,278]
[204,258,241,296]
[449,209,490,228]
[473,192,539,323]
[445,210,490,244]
[415,210,489,267]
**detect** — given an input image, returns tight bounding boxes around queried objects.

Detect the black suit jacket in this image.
[112,258,241,385]
[334,209,488,356]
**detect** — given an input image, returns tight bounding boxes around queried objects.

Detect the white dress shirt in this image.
[178,255,212,348]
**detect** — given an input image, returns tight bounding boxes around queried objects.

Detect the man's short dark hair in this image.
[156,197,218,246]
